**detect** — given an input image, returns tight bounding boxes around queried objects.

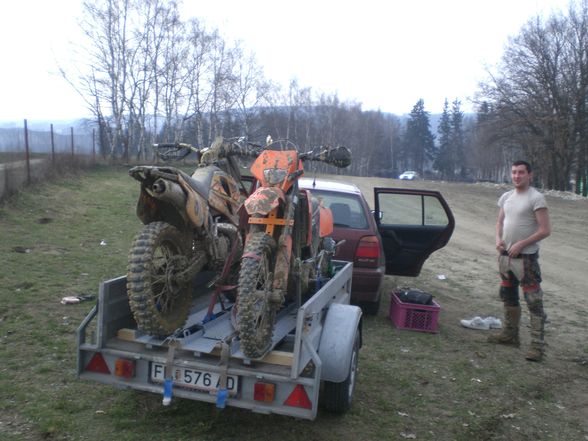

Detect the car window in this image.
[378,193,449,226]
[310,190,369,229]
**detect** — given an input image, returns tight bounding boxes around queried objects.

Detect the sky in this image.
[0,0,571,122]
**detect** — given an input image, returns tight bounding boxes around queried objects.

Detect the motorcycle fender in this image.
[136,189,160,224]
[244,187,285,216]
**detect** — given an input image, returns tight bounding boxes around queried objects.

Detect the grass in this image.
[1,166,587,440]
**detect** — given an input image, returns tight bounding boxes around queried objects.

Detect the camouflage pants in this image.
[498,252,545,348]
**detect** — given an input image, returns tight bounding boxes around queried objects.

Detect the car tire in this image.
[361,299,380,316]
[322,329,360,414]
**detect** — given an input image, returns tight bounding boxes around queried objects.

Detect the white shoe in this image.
[483,317,502,329]
[460,317,490,330]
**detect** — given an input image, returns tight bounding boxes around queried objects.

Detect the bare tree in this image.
[477,2,588,191]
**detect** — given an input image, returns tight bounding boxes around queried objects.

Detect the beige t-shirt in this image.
[498,187,547,254]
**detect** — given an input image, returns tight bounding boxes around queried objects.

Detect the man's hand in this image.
[496,239,506,253]
[507,241,525,257]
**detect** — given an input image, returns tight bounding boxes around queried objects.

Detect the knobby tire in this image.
[237,232,277,359]
[127,221,193,336]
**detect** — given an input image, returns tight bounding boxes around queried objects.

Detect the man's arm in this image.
[508,207,551,257]
[496,207,506,253]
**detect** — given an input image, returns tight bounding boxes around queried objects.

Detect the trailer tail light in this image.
[115,359,135,379]
[254,382,276,402]
[354,235,380,268]
[284,384,312,409]
[85,353,110,374]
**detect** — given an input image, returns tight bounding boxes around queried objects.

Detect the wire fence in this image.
[0,119,98,201]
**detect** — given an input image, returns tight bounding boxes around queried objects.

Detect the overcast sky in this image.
[0,0,570,122]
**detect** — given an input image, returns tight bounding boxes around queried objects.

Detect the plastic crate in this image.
[389,291,440,333]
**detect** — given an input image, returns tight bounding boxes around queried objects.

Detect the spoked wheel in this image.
[127,221,194,336]
[236,232,277,359]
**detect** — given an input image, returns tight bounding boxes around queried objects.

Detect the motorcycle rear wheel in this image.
[237,232,277,359]
[127,221,193,336]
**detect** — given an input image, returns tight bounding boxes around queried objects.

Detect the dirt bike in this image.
[235,138,351,359]
[126,137,250,336]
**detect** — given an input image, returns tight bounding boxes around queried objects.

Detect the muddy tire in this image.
[127,221,193,336]
[236,233,277,359]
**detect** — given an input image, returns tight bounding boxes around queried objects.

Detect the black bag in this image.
[396,289,433,305]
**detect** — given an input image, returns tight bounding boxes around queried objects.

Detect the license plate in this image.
[151,363,238,395]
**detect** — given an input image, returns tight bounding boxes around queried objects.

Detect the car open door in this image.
[374,187,455,277]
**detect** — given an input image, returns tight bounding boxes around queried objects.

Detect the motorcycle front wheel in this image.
[127,221,193,336]
[236,232,277,359]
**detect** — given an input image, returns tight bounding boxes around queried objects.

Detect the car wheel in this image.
[361,299,380,316]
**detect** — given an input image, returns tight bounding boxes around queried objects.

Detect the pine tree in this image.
[450,99,465,178]
[404,99,435,174]
[434,99,453,179]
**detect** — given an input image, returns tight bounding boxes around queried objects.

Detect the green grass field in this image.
[1,166,586,440]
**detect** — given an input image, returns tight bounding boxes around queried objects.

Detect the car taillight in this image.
[354,235,380,268]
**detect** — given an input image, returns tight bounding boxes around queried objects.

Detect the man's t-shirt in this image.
[498,187,548,254]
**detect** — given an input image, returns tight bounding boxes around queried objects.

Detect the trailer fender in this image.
[318,303,362,383]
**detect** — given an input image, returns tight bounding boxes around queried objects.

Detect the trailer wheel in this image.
[322,328,360,413]
[127,221,193,336]
[237,232,277,359]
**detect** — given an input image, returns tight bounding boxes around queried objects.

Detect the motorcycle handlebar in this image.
[152,138,351,168]
[299,145,352,168]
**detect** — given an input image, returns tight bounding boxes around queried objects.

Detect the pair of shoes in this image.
[461,317,490,330]
[485,316,502,329]
[460,316,503,330]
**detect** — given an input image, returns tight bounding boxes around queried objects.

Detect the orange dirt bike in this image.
[235,138,351,358]
[127,137,251,336]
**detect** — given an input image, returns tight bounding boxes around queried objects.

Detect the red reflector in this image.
[284,384,312,409]
[115,359,135,379]
[85,353,110,374]
[254,382,276,402]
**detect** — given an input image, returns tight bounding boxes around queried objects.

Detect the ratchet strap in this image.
[162,340,178,406]
[215,340,231,408]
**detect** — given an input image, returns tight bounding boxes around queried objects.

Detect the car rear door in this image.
[374,187,455,276]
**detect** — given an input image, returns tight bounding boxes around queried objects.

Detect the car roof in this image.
[299,177,363,195]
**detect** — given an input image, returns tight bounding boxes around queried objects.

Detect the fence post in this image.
[50,123,55,165]
[24,119,31,185]
[70,127,74,158]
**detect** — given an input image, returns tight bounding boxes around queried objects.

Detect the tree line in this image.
[63,0,588,195]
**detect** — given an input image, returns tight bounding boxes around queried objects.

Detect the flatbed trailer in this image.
[77,261,361,420]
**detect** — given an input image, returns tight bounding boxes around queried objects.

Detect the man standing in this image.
[487,160,551,362]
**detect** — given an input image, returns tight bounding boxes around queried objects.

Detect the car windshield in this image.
[310,190,369,229]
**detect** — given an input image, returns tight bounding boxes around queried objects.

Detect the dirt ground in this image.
[336,173,588,435]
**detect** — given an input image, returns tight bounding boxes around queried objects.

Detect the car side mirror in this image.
[372,210,383,221]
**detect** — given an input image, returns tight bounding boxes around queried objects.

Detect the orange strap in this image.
[248,217,294,226]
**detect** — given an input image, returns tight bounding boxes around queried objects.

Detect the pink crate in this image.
[389,291,440,333]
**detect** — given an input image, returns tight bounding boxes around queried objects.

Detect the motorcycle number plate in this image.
[151,363,238,395]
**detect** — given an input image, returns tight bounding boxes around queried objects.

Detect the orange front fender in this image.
[244,187,285,216]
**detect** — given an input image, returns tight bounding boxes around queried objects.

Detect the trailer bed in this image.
[77,261,360,420]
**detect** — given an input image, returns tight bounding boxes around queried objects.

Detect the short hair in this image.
[512,160,532,173]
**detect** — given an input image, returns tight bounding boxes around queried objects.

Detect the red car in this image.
[299,178,455,315]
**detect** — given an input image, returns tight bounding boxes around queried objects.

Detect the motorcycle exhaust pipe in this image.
[150,178,187,208]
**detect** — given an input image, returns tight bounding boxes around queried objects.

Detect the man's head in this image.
[511,160,533,191]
